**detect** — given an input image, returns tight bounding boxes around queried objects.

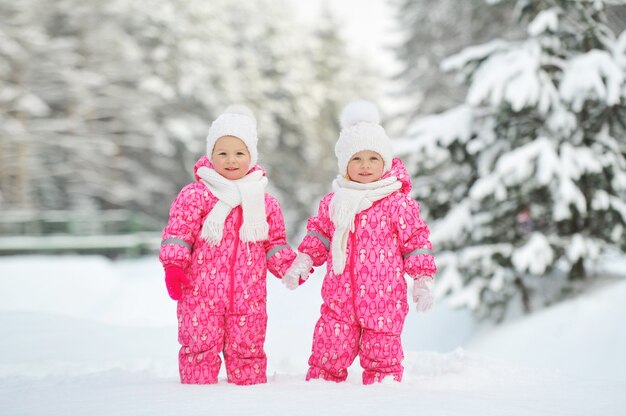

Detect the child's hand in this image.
[412,278,434,312]
[165,266,190,301]
[282,252,313,290]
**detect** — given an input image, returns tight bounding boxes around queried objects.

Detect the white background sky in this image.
[289,0,401,74]
[288,0,407,128]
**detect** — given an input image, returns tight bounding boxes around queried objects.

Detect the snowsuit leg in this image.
[306,304,360,382]
[223,311,268,385]
[178,310,224,384]
[359,329,404,384]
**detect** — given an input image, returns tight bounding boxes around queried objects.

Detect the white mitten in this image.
[412,278,434,312]
[282,252,313,290]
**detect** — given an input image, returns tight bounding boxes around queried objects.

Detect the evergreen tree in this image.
[0,0,378,235]
[0,0,188,215]
[0,0,45,209]
[397,0,626,321]
[390,0,518,123]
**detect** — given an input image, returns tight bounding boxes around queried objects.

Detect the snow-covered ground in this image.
[1,255,625,415]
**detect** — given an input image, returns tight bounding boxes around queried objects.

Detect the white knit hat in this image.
[335,100,392,176]
[206,104,258,167]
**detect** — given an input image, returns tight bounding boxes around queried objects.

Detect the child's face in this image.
[211,135,251,180]
[347,150,384,183]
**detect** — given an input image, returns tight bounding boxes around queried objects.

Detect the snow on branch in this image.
[528,8,560,36]
[404,105,474,146]
[566,234,600,265]
[469,137,558,201]
[441,39,511,74]
[465,41,560,113]
[559,49,624,111]
[431,201,473,245]
[512,232,554,275]
[395,106,474,169]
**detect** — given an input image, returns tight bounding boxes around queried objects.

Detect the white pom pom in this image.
[223,104,255,120]
[340,100,380,129]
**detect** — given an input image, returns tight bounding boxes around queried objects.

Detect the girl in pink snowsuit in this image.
[160,105,301,385]
[283,101,437,384]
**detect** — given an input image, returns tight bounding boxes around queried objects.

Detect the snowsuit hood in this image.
[383,157,412,195]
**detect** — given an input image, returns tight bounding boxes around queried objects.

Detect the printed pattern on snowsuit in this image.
[298,158,436,384]
[160,156,296,385]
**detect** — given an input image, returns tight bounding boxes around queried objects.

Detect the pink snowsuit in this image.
[159,156,296,385]
[298,158,436,384]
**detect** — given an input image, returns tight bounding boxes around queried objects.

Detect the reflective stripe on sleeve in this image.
[161,238,192,250]
[266,244,289,260]
[307,231,330,250]
[403,248,433,259]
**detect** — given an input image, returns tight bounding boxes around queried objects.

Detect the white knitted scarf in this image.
[197,166,269,245]
[329,176,401,274]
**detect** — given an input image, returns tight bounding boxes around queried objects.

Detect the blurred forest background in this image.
[1,0,625,321]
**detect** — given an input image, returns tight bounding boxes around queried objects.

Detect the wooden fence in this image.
[0,210,162,256]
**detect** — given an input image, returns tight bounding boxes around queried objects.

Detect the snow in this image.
[468,278,626,383]
[404,105,474,147]
[429,201,472,245]
[465,41,549,112]
[1,255,625,415]
[511,232,554,275]
[395,105,474,169]
[566,234,600,264]
[527,8,559,36]
[560,49,624,111]
[440,39,510,73]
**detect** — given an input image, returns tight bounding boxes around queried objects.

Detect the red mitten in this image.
[164,266,189,301]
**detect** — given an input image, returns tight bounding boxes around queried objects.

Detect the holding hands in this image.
[412,277,434,312]
[164,265,190,301]
[282,252,314,290]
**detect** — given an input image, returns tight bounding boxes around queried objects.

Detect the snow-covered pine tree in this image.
[125,0,243,220]
[0,0,158,212]
[397,0,626,321]
[390,0,518,123]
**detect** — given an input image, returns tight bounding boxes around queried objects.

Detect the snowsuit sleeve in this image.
[397,196,436,280]
[159,183,208,270]
[264,195,297,278]
[297,194,333,267]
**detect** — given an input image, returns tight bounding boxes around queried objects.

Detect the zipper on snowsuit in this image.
[349,219,359,325]
[228,208,242,314]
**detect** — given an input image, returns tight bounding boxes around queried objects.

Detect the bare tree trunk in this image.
[17,140,30,209]
[569,258,586,281]
[514,276,531,314]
